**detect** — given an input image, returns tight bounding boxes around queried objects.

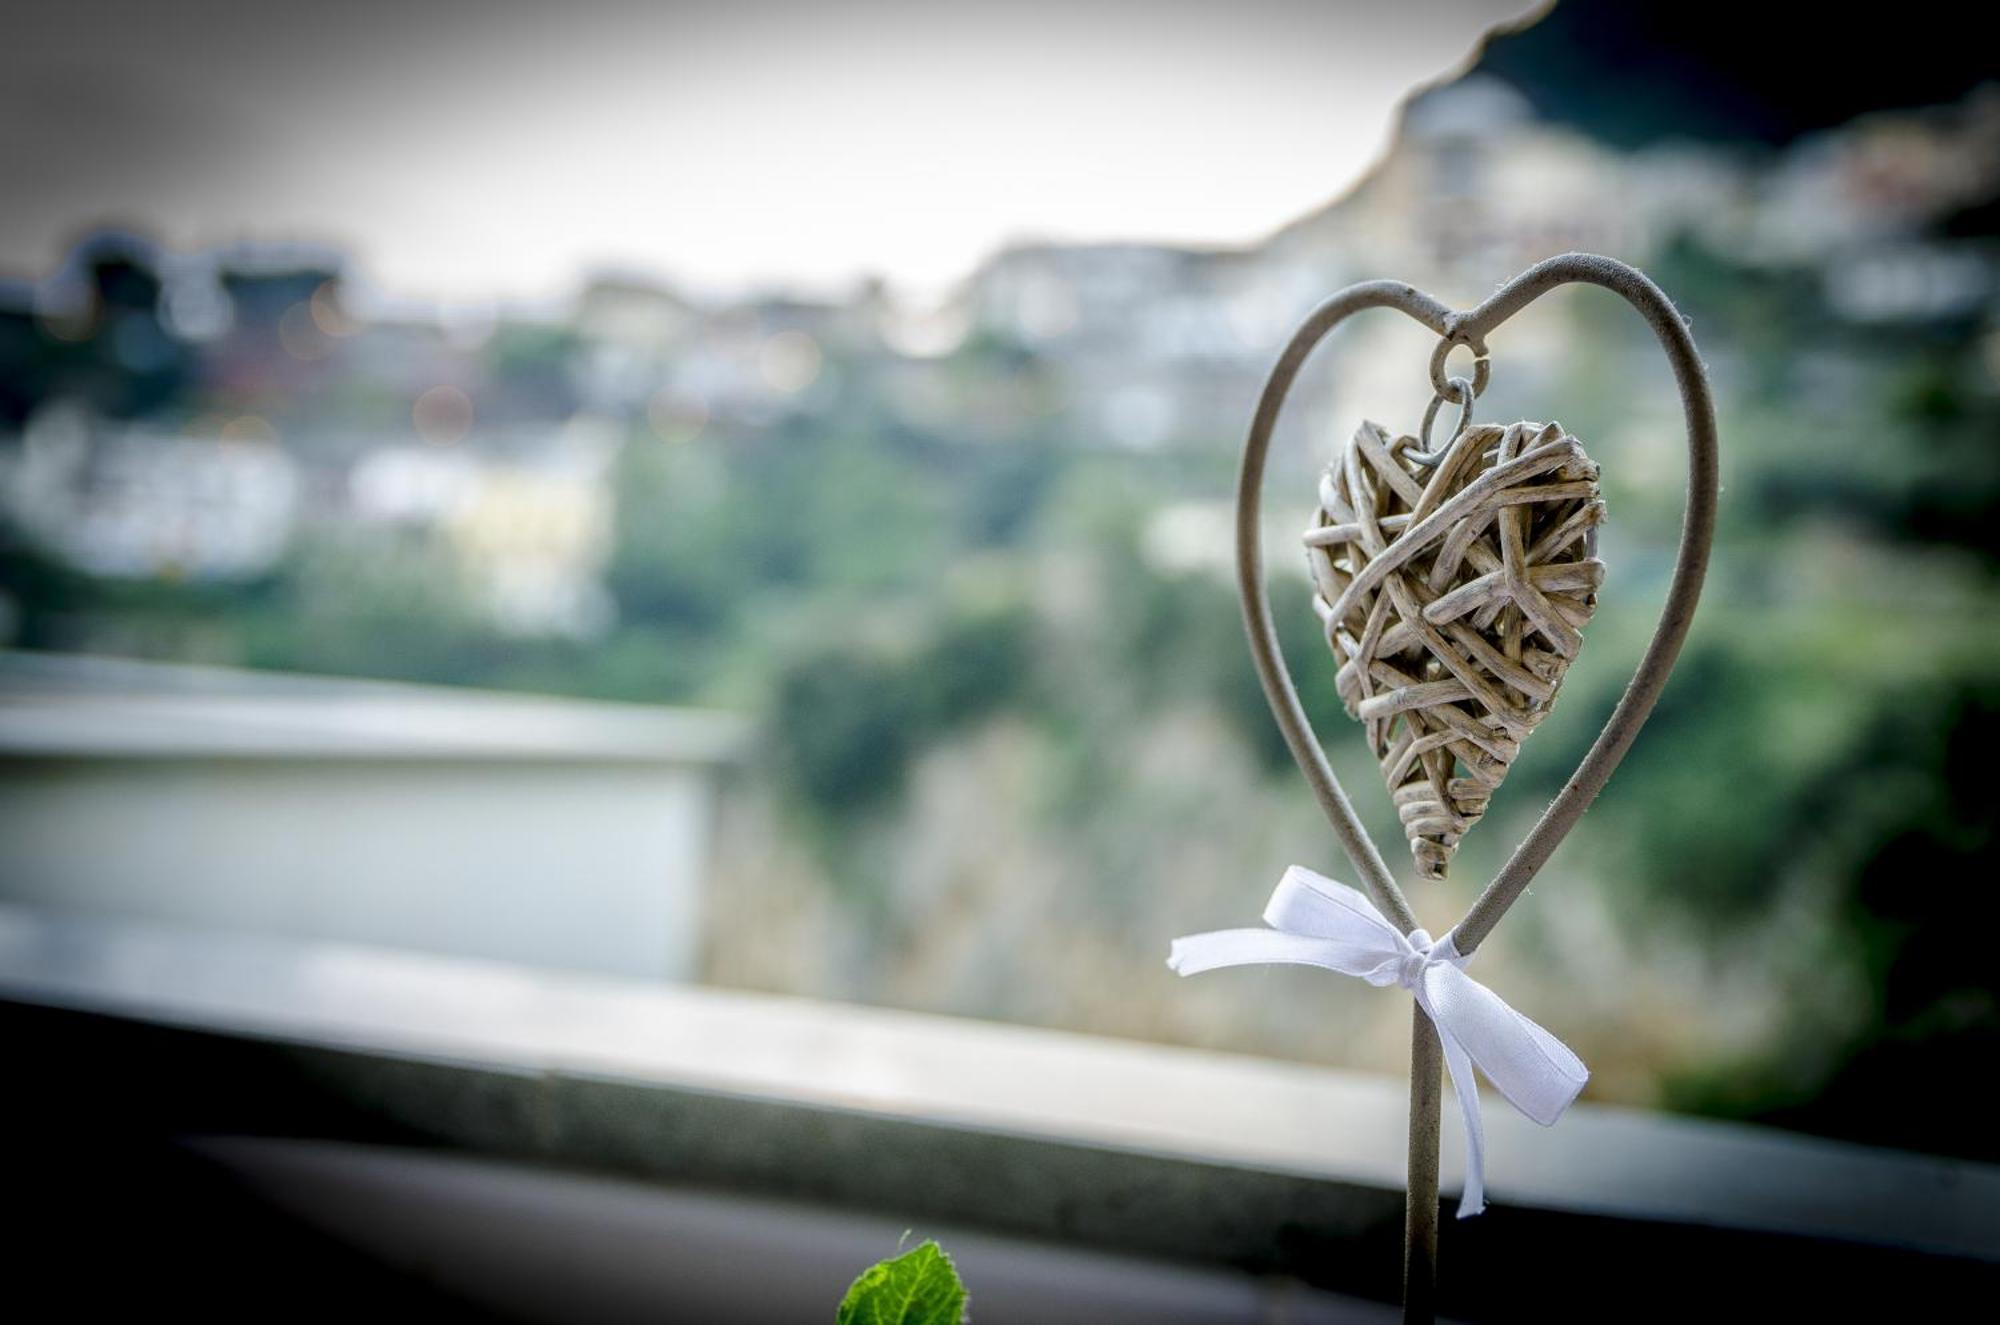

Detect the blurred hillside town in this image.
[6,77,1994,639]
[4,70,1998,1163]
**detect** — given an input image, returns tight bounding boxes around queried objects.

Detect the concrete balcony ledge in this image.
[0,649,750,765]
[4,902,1998,1321]
[0,651,745,981]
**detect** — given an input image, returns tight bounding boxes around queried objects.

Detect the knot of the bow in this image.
[1387,926,1468,992]
[1395,927,1442,991]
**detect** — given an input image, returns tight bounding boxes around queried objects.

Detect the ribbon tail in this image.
[1424,962,1588,1129]
[1418,988,1490,1218]
[1488,1002,1589,1126]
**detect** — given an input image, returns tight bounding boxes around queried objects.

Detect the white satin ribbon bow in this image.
[1167,865,1588,1217]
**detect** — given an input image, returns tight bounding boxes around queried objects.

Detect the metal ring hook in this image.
[1428,336,1490,401]
[1411,375,1477,466]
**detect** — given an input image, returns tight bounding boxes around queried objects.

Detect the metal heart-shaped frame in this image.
[1232,253,1717,1313]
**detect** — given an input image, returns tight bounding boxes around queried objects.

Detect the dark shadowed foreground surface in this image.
[7,907,1995,1324]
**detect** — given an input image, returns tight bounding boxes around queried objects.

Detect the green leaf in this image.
[835,1240,968,1325]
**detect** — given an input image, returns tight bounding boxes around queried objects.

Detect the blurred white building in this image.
[347,416,623,639]
[3,404,300,580]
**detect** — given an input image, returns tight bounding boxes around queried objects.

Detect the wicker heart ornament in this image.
[1305,419,1605,880]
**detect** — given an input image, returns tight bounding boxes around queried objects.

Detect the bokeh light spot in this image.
[218,414,279,445]
[308,281,358,337]
[646,388,709,444]
[413,384,475,446]
[759,331,822,394]
[278,302,330,360]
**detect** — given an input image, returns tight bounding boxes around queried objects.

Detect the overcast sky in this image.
[3,0,1540,304]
